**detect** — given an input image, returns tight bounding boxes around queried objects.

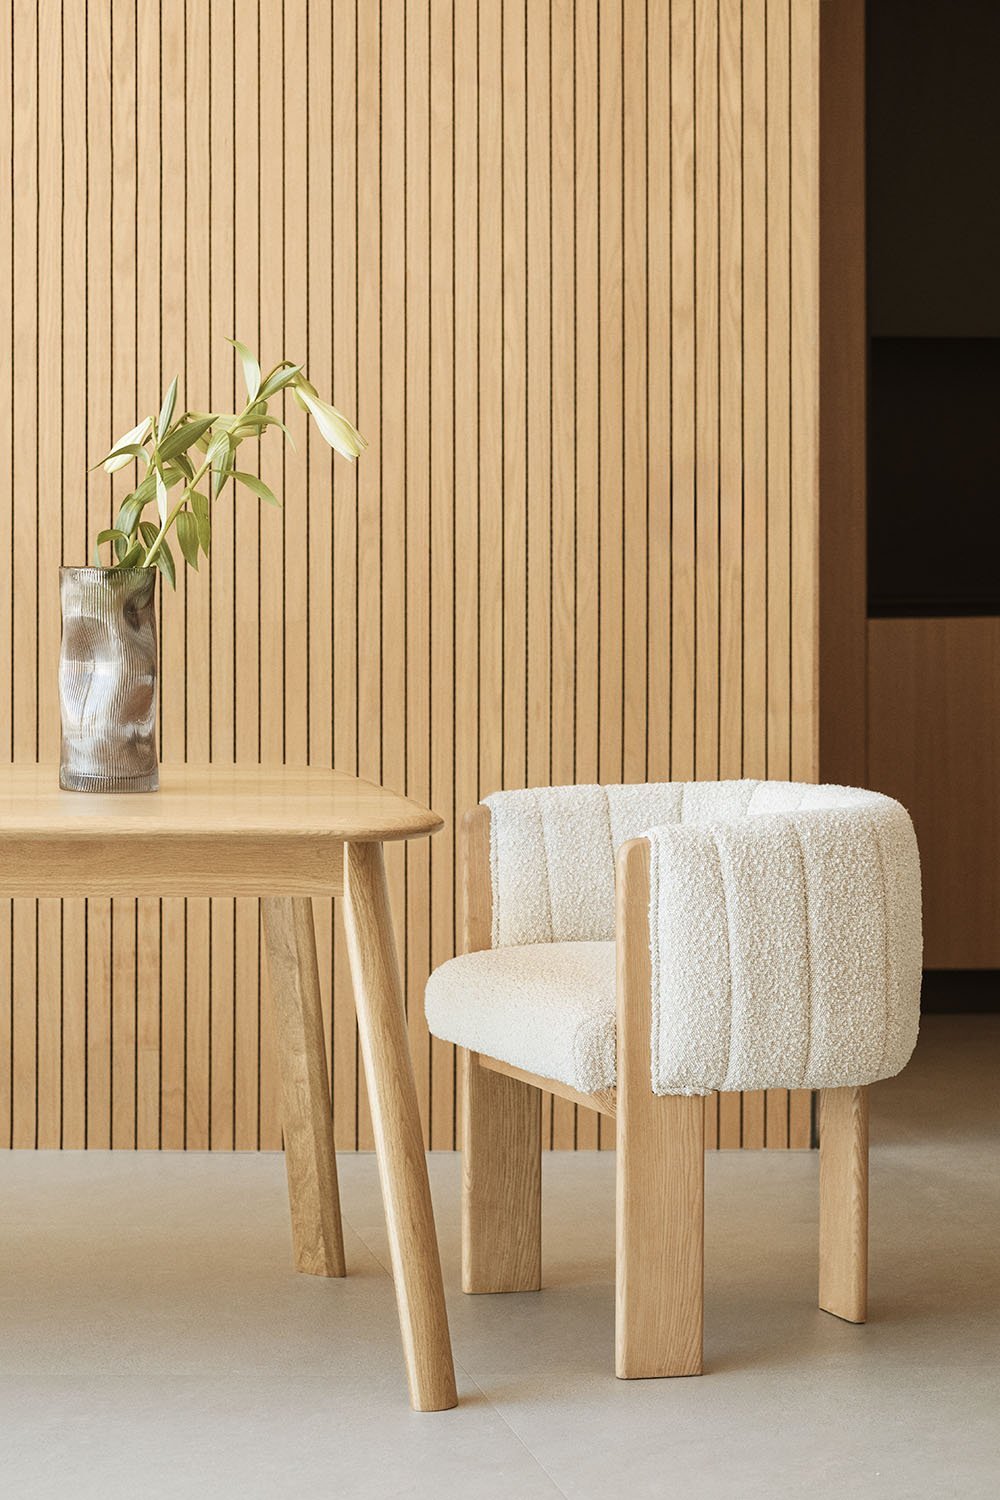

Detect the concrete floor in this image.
[0,1015,997,1499]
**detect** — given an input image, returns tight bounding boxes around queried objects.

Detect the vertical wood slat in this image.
[452,0,479,1148]
[36,0,62,1150]
[548,0,578,1152]
[0,0,822,1152]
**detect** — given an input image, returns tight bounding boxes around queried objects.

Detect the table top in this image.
[0,763,442,843]
[0,765,441,898]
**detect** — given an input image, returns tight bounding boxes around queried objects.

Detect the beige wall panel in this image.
[1,0,822,1150]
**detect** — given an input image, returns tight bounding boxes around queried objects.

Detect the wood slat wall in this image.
[0,0,819,1152]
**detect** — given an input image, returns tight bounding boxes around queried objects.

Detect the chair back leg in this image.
[459,805,543,1294]
[818,1084,869,1323]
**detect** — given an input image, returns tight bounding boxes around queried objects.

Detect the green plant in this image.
[92,339,366,584]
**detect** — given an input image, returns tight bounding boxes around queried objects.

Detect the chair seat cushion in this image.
[424,942,617,1094]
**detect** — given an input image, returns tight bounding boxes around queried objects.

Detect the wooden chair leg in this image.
[461,1048,541,1293]
[615,838,704,1378]
[262,896,346,1279]
[342,841,458,1412]
[819,1084,868,1323]
[616,1092,705,1378]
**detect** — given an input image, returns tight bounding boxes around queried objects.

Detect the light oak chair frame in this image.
[459,806,869,1378]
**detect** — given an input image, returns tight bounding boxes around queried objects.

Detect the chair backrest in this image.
[484,780,886,946]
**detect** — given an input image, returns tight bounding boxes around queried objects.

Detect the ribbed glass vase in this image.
[58,567,159,793]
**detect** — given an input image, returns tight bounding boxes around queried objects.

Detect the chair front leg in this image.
[818,1085,869,1323]
[617,1092,705,1377]
[461,1048,542,1293]
[615,837,704,1378]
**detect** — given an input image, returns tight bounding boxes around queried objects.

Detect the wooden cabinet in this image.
[867,619,1000,968]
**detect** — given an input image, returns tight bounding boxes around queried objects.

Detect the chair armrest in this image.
[625,800,921,1096]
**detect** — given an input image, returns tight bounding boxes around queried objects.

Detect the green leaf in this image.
[120,466,182,520]
[93,527,128,565]
[171,451,195,482]
[117,540,145,568]
[205,426,232,461]
[116,495,145,536]
[95,417,152,471]
[189,491,212,554]
[138,522,176,588]
[211,440,234,499]
[126,473,156,506]
[256,363,303,401]
[232,470,281,507]
[175,509,200,570]
[233,413,296,447]
[154,538,177,589]
[226,338,261,402]
[158,375,179,436]
[158,414,217,462]
[101,442,151,471]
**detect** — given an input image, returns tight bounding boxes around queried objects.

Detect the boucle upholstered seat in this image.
[425,780,922,1381]
[427,942,617,1093]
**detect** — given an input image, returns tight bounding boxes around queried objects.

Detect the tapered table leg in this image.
[262,896,346,1278]
[342,841,458,1412]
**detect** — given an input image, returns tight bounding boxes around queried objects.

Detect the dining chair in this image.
[425,781,922,1377]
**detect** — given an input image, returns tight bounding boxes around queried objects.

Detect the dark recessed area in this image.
[866,0,1000,618]
[868,337,1000,616]
[921,971,1000,1015]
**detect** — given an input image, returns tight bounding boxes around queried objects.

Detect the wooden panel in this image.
[868,618,1000,968]
[818,0,866,791]
[0,0,824,1150]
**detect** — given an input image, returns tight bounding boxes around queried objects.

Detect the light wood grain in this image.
[262,897,345,1278]
[341,840,457,1413]
[0,766,439,899]
[478,1056,616,1120]
[669,0,696,783]
[818,1085,868,1324]
[460,807,541,1294]
[791,0,820,785]
[462,1053,542,1295]
[0,765,442,841]
[461,808,494,955]
[615,838,704,1379]
[818,0,867,792]
[742,0,768,782]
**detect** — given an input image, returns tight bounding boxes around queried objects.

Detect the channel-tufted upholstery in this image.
[424,781,922,1097]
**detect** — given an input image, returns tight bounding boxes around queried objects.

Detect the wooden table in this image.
[0,764,457,1413]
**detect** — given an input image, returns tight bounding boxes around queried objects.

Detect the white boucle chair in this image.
[424,781,922,1378]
